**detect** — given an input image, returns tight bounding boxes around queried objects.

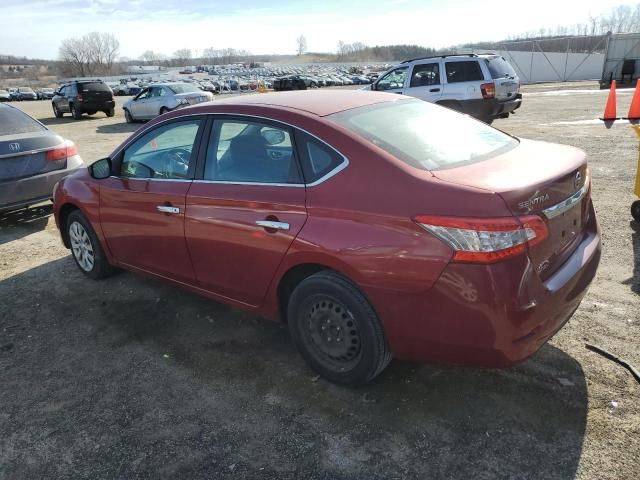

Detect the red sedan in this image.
[53,90,601,385]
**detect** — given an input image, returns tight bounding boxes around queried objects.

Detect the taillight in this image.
[480,82,495,99]
[46,140,78,161]
[414,215,548,264]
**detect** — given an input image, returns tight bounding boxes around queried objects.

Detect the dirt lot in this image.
[1,85,639,479]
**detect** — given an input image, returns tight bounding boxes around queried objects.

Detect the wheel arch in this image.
[58,202,81,248]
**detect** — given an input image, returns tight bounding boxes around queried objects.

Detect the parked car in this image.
[8,88,18,101]
[273,76,307,91]
[0,90,10,102]
[37,88,55,100]
[371,54,522,124]
[52,90,600,385]
[0,103,83,213]
[52,80,115,120]
[16,87,37,101]
[122,82,214,122]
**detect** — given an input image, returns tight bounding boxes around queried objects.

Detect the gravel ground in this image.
[1,85,639,479]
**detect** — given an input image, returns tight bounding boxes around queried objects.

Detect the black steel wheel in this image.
[288,271,391,385]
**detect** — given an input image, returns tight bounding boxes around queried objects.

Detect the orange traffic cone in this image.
[627,81,640,120]
[601,80,619,121]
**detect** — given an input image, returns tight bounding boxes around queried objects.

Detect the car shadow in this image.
[0,259,588,479]
[39,116,103,126]
[0,203,52,245]
[95,123,140,134]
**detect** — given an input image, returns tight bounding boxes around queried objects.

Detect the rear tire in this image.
[66,210,115,280]
[105,108,115,117]
[71,104,82,120]
[287,271,391,385]
[632,200,640,222]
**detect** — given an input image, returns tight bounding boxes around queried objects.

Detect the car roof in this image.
[210,90,402,116]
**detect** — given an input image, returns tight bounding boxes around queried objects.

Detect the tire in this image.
[52,103,63,118]
[71,104,82,120]
[124,108,134,123]
[105,108,115,117]
[287,271,392,385]
[66,210,115,280]
[160,106,169,115]
[632,200,640,222]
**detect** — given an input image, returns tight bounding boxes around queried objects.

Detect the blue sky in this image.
[0,0,637,59]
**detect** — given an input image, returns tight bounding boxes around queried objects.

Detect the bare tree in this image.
[296,35,307,56]
[173,48,192,63]
[59,32,120,77]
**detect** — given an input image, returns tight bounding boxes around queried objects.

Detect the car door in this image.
[145,86,164,117]
[442,60,485,102]
[373,67,409,95]
[185,116,307,307]
[405,61,443,103]
[99,118,205,284]
[57,86,70,112]
[130,88,152,119]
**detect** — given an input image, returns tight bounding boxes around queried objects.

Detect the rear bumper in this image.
[79,100,115,112]
[0,156,84,213]
[367,203,601,367]
[461,94,522,120]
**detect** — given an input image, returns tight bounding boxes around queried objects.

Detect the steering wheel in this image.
[157,148,191,179]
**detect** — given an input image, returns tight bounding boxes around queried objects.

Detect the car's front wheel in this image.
[632,200,640,222]
[288,271,392,385]
[67,210,115,280]
[124,108,134,123]
[52,103,63,118]
[160,106,169,115]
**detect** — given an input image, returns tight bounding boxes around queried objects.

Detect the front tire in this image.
[67,210,115,280]
[288,271,391,385]
[632,200,640,222]
[52,103,63,118]
[160,106,169,115]
[124,108,134,123]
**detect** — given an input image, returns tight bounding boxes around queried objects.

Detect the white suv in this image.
[371,54,521,124]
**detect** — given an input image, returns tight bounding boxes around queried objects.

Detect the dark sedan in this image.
[0,104,83,213]
[52,91,600,385]
[16,87,38,101]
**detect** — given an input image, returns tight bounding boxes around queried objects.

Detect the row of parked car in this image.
[0,87,56,101]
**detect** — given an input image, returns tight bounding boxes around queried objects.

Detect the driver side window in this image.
[121,120,202,179]
[376,67,408,91]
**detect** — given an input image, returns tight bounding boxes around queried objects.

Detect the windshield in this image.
[168,83,201,94]
[19,88,34,93]
[79,82,111,92]
[328,99,518,171]
[485,57,517,79]
[0,107,46,135]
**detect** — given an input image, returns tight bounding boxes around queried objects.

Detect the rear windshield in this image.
[328,99,517,171]
[0,106,46,136]
[485,57,517,79]
[168,83,201,94]
[78,82,111,92]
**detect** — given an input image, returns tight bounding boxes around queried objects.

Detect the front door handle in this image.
[430,88,441,92]
[157,205,180,214]
[256,220,290,231]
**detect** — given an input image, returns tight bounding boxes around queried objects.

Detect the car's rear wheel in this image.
[124,108,134,123]
[288,271,391,385]
[52,103,63,118]
[71,104,82,120]
[105,108,115,117]
[67,210,115,280]
[632,200,640,222]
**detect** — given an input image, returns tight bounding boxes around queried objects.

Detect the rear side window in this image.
[0,107,46,136]
[485,57,517,79]
[445,61,484,83]
[410,63,440,87]
[295,132,344,183]
[78,82,111,92]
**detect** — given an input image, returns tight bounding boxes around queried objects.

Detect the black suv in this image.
[52,80,115,120]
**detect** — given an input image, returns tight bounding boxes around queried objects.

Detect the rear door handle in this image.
[157,205,180,214]
[430,88,441,92]
[256,220,290,231]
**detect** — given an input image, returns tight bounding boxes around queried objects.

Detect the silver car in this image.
[0,104,83,213]
[122,83,213,122]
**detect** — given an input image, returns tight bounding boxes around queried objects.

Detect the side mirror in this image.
[89,157,112,179]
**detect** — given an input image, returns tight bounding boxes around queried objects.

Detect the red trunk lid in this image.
[432,139,590,278]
